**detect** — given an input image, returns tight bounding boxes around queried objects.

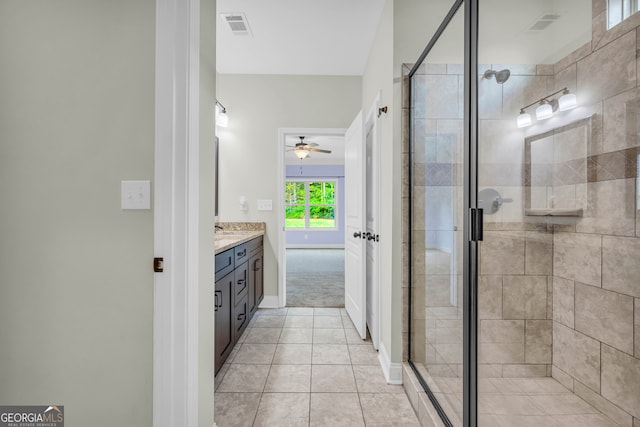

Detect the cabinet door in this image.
[214,273,233,374]
[249,254,263,315]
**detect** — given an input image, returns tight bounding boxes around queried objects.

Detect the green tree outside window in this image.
[285,180,336,229]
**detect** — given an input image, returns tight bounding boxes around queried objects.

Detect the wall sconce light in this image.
[517,87,576,128]
[216,100,228,127]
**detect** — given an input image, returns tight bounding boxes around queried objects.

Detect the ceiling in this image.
[284,134,344,165]
[216,0,385,75]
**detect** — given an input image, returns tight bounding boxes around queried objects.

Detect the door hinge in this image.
[154,257,164,272]
[470,208,483,242]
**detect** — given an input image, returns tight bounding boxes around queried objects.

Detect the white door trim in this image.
[364,92,382,350]
[154,0,201,426]
[277,127,347,308]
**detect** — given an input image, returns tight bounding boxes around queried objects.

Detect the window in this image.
[608,0,639,29]
[285,180,337,229]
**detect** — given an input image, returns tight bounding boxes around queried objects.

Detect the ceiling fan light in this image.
[295,149,308,160]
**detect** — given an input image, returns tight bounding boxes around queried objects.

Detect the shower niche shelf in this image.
[524,208,582,217]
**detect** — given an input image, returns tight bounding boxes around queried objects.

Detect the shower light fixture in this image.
[216,100,229,127]
[516,110,532,128]
[535,101,553,120]
[516,87,576,128]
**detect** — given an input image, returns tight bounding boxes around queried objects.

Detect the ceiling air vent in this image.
[221,13,252,37]
[527,13,562,31]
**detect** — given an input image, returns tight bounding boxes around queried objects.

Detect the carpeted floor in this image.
[286,249,344,307]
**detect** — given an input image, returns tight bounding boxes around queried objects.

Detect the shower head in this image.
[483,68,511,84]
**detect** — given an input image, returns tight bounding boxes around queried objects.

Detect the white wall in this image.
[199,0,216,424]
[361,0,397,367]
[216,74,361,297]
[0,1,155,425]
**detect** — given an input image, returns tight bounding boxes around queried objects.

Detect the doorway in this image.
[277,128,347,308]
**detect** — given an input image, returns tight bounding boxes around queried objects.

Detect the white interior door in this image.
[365,97,381,350]
[344,111,366,339]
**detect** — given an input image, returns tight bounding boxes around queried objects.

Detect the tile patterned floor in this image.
[411,369,622,427]
[214,307,420,427]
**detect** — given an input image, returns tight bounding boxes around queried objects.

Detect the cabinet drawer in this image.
[215,249,234,281]
[233,294,249,338]
[233,261,248,307]
[234,243,248,264]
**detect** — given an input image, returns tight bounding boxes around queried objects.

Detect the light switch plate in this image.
[121,180,151,210]
[257,199,273,211]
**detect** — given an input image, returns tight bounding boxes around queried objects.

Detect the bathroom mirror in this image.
[215,137,219,217]
[524,115,593,216]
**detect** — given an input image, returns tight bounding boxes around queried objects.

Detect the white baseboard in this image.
[258,295,280,308]
[378,341,403,385]
[286,244,345,249]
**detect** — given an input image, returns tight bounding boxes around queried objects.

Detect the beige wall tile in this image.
[601,345,640,419]
[479,276,502,319]
[503,276,548,320]
[574,380,634,427]
[480,320,525,344]
[575,283,634,355]
[552,365,574,391]
[553,322,601,392]
[502,364,548,378]
[593,0,606,18]
[525,320,552,364]
[603,236,640,299]
[481,231,525,275]
[479,343,525,364]
[525,231,553,275]
[576,179,636,237]
[636,299,640,359]
[479,120,524,165]
[553,277,575,328]
[577,30,637,106]
[603,88,640,153]
[553,232,602,287]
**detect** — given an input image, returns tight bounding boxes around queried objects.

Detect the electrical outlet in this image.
[257,199,272,211]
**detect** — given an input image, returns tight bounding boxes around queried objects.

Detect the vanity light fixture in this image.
[215,100,229,127]
[516,87,576,128]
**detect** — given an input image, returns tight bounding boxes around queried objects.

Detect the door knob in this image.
[353,231,362,238]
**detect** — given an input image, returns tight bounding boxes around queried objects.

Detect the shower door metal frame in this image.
[406,0,480,426]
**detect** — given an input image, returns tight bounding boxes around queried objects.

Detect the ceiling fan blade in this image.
[285,149,296,152]
[308,148,332,154]
[307,143,318,147]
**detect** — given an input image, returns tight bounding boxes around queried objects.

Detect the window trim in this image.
[285,178,339,231]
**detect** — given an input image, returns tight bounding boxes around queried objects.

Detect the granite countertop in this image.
[214,222,266,254]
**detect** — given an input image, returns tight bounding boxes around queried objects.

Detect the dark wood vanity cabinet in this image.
[214,273,233,373]
[214,236,264,374]
[248,239,264,316]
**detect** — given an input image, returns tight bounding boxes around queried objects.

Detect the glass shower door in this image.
[409,4,465,425]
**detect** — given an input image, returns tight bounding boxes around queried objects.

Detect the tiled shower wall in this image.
[547,4,640,425]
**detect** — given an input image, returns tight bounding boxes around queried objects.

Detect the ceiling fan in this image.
[286,136,332,160]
